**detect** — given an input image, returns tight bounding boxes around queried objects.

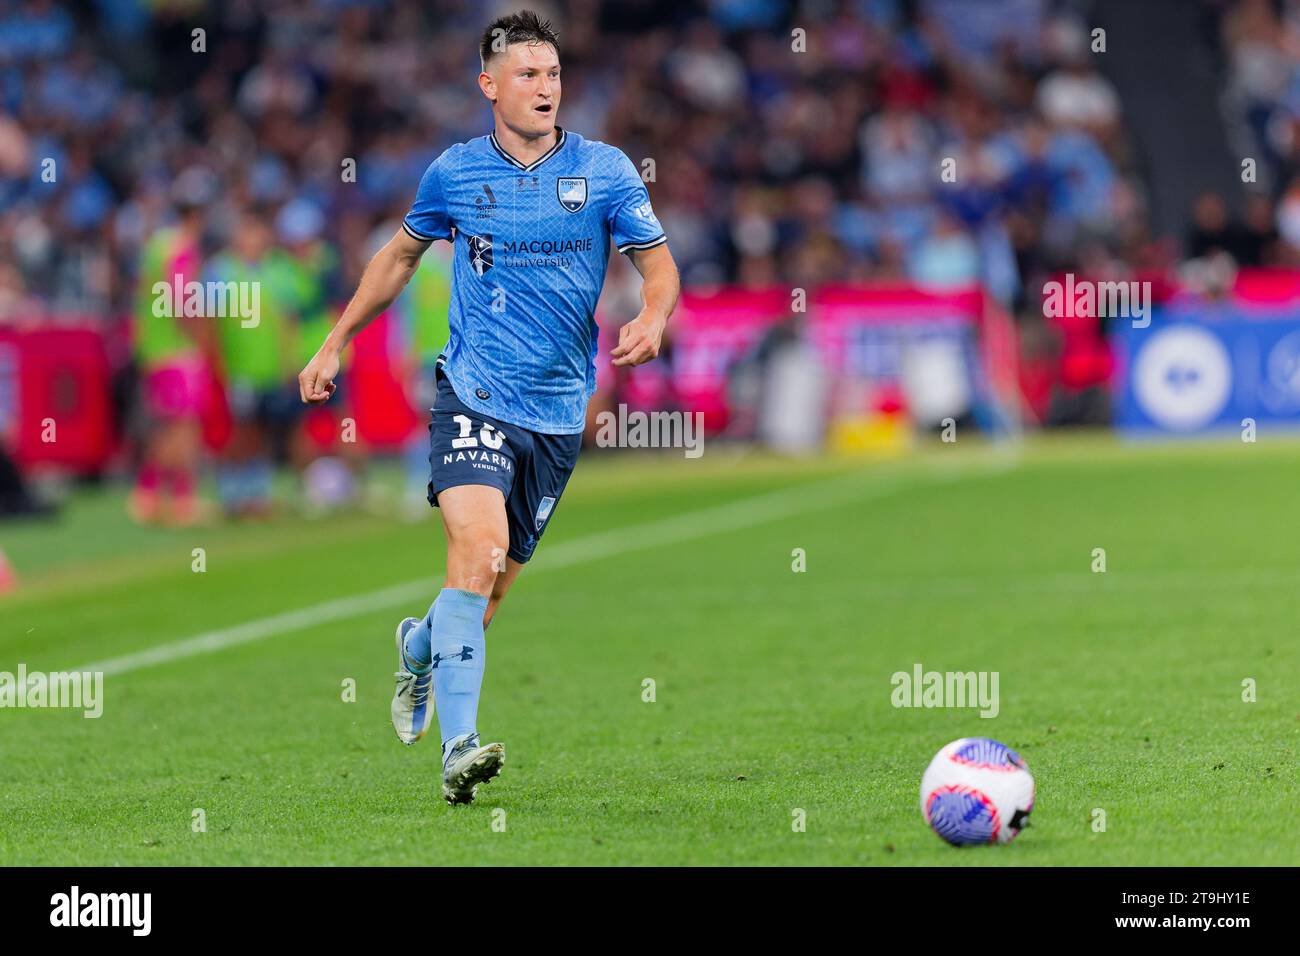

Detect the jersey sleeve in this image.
[402,155,454,243]
[607,150,667,255]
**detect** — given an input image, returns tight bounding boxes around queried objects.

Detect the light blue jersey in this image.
[402,127,667,433]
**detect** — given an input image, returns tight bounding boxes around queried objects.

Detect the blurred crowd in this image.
[1,0,1157,317]
[1209,0,1300,267]
[3,0,1300,521]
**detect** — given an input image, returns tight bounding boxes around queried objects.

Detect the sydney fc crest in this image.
[556,177,587,213]
[535,495,556,529]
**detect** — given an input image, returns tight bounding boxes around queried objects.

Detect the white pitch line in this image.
[79,580,431,678]
[75,463,980,678]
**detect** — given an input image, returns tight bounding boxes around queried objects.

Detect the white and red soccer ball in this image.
[920,737,1035,846]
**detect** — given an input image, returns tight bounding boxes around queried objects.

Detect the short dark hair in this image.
[480,10,559,70]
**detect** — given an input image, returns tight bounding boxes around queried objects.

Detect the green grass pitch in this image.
[0,435,1296,865]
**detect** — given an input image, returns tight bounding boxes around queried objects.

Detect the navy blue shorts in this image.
[227,380,303,427]
[426,368,582,564]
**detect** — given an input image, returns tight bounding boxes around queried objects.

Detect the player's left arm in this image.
[612,243,680,368]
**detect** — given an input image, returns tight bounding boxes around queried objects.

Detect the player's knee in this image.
[448,528,508,593]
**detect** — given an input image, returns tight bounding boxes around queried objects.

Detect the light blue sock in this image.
[428,588,489,751]
[402,595,438,673]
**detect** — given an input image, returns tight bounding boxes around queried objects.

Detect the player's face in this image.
[488,42,561,139]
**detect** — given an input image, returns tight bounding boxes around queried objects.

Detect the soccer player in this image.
[298,10,679,804]
[130,169,214,527]
[210,209,301,518]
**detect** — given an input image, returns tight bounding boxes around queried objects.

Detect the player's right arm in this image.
[300,153,453,403]
[298,229,430,403]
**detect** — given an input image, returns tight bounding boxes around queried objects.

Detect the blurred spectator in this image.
[1275,174,1300,259]
[910,211,980,288]
[1184,189,1280,267]
[1187,191,1241,260]
[1240,190,1281,264]
[1036,34,1122,136]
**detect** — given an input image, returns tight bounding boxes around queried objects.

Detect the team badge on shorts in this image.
[556,177,587,213]
[535,495,556,529]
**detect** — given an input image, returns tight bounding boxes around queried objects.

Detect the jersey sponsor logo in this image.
[441,448,514,473]
[498,235,596,269]
[467,233,493,276]
[499,237,594,255]
[475,387,491,401]
[474,183,498,219]
[557,176,588,212]
[535,495,556,530]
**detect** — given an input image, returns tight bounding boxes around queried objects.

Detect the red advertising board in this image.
[0,324,115,473]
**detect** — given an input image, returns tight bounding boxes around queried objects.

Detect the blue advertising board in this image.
[1113,307,1300,435]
